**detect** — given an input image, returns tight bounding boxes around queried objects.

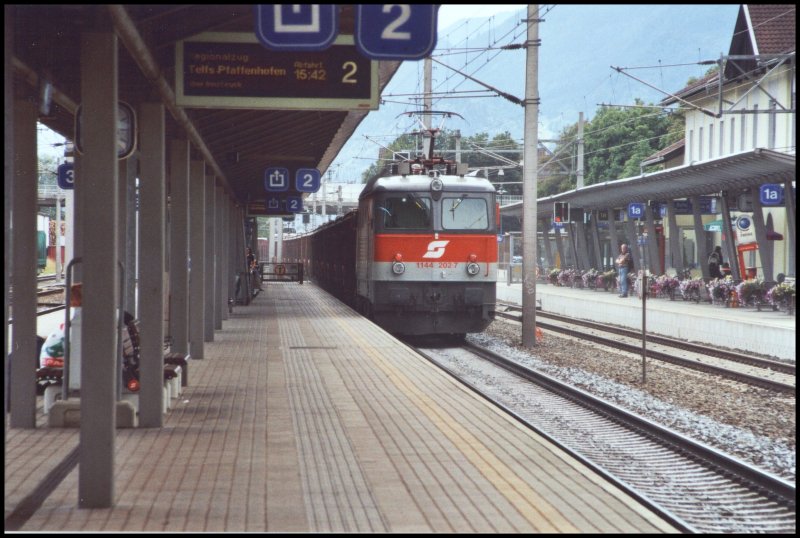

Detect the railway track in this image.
[495,302,795,393]
[414,341,796,534]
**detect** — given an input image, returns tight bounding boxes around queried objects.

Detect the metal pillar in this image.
[168,139,190,355]
[690,196,709,278]
[666,200,684,272]
[605,208,620,271]
[589,210,603,269]
[574,220,591,270]
[644,203,660,274]
[566,223,580,269]
[719,192,741,280]
[784,178,796,276]
[137,102,165,428]
[10,97,38,428]
[119,155,137,317]
[750,193,773,281]
[189,161,205,359]
[553,224,566,268]
[623,218,640,271]
[203,174,215,342]
[215,184,224,329]
[540,219,554,268]
[78,31,119,508]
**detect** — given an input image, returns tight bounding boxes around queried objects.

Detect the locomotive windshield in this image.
[377,194,432,230]
[442,196,489,230]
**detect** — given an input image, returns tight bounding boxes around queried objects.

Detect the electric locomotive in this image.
[354,158,497,336]
[284,155,497,338]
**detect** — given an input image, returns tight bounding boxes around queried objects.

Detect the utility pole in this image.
[423,56,433,158]
[522,4,540,347]
[322,170,329,219]
[576,111,585,189]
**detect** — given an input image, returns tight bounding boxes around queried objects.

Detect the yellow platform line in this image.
[335,319,579,533]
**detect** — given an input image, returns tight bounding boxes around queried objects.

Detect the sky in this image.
[438,4,524,31]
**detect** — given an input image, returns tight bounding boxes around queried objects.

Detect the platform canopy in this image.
[501,149,796,218]
[11,5,402,204]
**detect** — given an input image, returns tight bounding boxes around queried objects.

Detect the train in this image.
[283,156,498,338]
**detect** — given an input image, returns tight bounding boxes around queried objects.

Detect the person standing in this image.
[246,247,263,291]
[616,244,633,298]
[708,246,723,279]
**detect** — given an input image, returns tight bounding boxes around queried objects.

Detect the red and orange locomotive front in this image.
[355,161,497,337]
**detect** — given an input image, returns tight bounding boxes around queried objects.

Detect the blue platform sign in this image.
[254,5,338,51]
[264,167,290,192]
[628,203,645,219]
[295,168,321,193]
[57,163,75,190]
[355,5,438,60]
[759,184,784,206]
[285,196,303,213]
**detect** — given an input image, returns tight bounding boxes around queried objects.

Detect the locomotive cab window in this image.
[442,196,489,230]
[378,194,431,230]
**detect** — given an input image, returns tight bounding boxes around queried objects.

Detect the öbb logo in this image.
[422,240,450,259]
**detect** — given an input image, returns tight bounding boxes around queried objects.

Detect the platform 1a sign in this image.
[627,203,645,219]
[759,184,784,206]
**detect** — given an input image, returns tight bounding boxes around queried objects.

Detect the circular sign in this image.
[736,216,751,231]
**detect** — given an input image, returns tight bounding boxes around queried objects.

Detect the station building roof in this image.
[10,5,402,204]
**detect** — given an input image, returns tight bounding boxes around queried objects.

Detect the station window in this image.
[377,194,431,230]
[442,196,489,231]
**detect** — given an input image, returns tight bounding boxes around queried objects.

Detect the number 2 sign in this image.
[295,168,321,193]
[355,5,439,60]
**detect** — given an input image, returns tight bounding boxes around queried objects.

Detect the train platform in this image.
[495,277,796,361]
[6,282,676,533]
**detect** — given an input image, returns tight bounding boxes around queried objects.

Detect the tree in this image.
[583,99,676,184]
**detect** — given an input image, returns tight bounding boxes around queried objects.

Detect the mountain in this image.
[330,4,740,183]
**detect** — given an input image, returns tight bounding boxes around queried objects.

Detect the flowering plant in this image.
[582,268,599,288]
[660,275,680,291]
[680,277,704,301]
[766,282,795,305]
[654,274,680,298]
[707,277,736,302]
[736,279,763,306]
[600,270,616,289]
[558,268,582,287]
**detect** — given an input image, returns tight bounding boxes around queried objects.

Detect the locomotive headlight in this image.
[466,262,480,276]
[392,261,406,275]
[430,178,443,192]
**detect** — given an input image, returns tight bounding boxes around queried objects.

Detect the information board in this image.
[176,33,378,110]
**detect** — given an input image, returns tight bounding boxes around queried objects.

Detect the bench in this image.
[37,318,190,415]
